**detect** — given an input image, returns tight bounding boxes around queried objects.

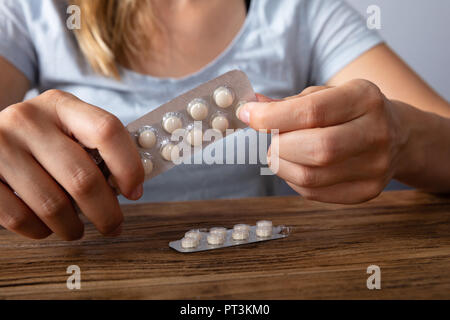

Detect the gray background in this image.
[346,0,450,101]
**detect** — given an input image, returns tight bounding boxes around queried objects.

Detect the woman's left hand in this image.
[239,79,409,204]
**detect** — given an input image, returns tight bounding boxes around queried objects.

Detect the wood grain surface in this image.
[0,190,449,299]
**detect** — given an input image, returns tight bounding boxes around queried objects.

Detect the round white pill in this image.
[138,129,156,149]
[207,233,225,245]
[188,100,209,121]
[186,128,203,147]
[211,115,229,133]
[232,229,249,241]
[256,220,273,228]
[209,227,227,238]
[256,226,273,238]
[181,237,199,249]
[163,115,183,134]
[185,230,202,242]
[213,86,234,108]
[141,157,153,176]
[233,224,250,233]
[160,143,180,162]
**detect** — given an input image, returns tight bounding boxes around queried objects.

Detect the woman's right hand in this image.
[0,90,145,240]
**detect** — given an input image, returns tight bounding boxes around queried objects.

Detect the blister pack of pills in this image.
[169,221,291,253]
[125,70,256,181]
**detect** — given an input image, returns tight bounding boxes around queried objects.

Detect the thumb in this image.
[237,93,279,124]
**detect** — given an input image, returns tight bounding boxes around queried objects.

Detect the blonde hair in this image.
[71,0,157,79]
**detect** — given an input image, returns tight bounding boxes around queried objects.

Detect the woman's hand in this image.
[239,79,411,204]
[0,90,144,240]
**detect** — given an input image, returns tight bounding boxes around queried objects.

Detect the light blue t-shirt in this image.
[0,0,383,202]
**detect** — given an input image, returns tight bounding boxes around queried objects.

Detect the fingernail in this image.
[239,106,251,124]
[108,176,121,196]
[130,184,143,200]
[108,176,118,188]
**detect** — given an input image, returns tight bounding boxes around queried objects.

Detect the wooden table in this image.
[0,190,449,299]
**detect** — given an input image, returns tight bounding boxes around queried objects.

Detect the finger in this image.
[273,154,388,188]
[34,90,144,199]
[0,181,52,239]
[274,117,369,166]
[24,127,124,236]
[0,147,84,240]
[242,81,374,132]
[255,86,330,104]
[244,88,332,122]
[286,178,386,204]
[255,93,278,103]
[296,86,331,98]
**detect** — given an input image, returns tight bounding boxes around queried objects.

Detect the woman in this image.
[0,0,449,240]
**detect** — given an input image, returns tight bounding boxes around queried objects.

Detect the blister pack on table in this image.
[170,220,291,253]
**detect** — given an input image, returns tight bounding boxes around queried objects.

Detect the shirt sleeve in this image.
[0,0,38,86]
[305,0,384,85]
